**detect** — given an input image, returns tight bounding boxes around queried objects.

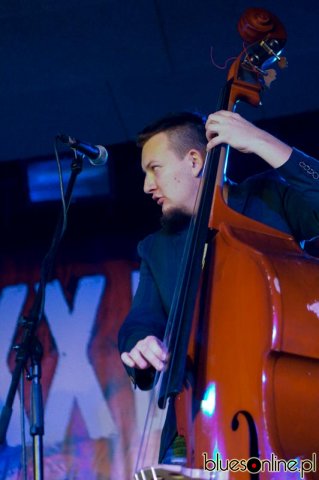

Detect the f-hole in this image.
[232,410,260,479]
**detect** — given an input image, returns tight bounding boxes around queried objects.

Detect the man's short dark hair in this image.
[137,111,207,158]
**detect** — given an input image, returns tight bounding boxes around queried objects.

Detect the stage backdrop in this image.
[0,257,165,480]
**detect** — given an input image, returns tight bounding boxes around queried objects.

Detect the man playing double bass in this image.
[118,109,319,463]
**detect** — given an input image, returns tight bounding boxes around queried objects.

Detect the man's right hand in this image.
[120,335,168,371]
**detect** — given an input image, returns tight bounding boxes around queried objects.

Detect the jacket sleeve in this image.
[276,148,319,241]
[118,240,168,390]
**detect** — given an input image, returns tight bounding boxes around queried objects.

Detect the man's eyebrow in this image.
[141,161,149,174]
[141,158,155,172]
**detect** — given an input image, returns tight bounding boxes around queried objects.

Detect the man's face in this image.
[141,131,203,218]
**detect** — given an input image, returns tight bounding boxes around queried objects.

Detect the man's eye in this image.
[152,165,160,171]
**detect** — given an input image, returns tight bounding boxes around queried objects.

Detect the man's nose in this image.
[143,174,156,194]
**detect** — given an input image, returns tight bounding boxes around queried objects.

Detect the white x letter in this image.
[44,276,116,442]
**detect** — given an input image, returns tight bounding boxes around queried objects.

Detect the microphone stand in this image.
[0,152,84,480]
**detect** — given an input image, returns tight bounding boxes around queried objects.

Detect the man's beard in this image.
[160,208,192,233]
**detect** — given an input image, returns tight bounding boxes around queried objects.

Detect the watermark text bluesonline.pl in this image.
[203,452,317,478]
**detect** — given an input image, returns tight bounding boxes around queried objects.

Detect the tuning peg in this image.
[278,57,288,69]
[264,69,277,88]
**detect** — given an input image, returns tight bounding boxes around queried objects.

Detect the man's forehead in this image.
[143,131,170,152]
[141,132,171,167]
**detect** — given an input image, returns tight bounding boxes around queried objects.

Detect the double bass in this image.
[135,8,319,479]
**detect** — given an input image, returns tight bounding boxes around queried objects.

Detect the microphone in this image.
[58,134,108,166]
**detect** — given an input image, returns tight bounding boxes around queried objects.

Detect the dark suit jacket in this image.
[118,147,319,460]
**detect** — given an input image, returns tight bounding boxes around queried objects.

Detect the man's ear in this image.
[188,149,204,177]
